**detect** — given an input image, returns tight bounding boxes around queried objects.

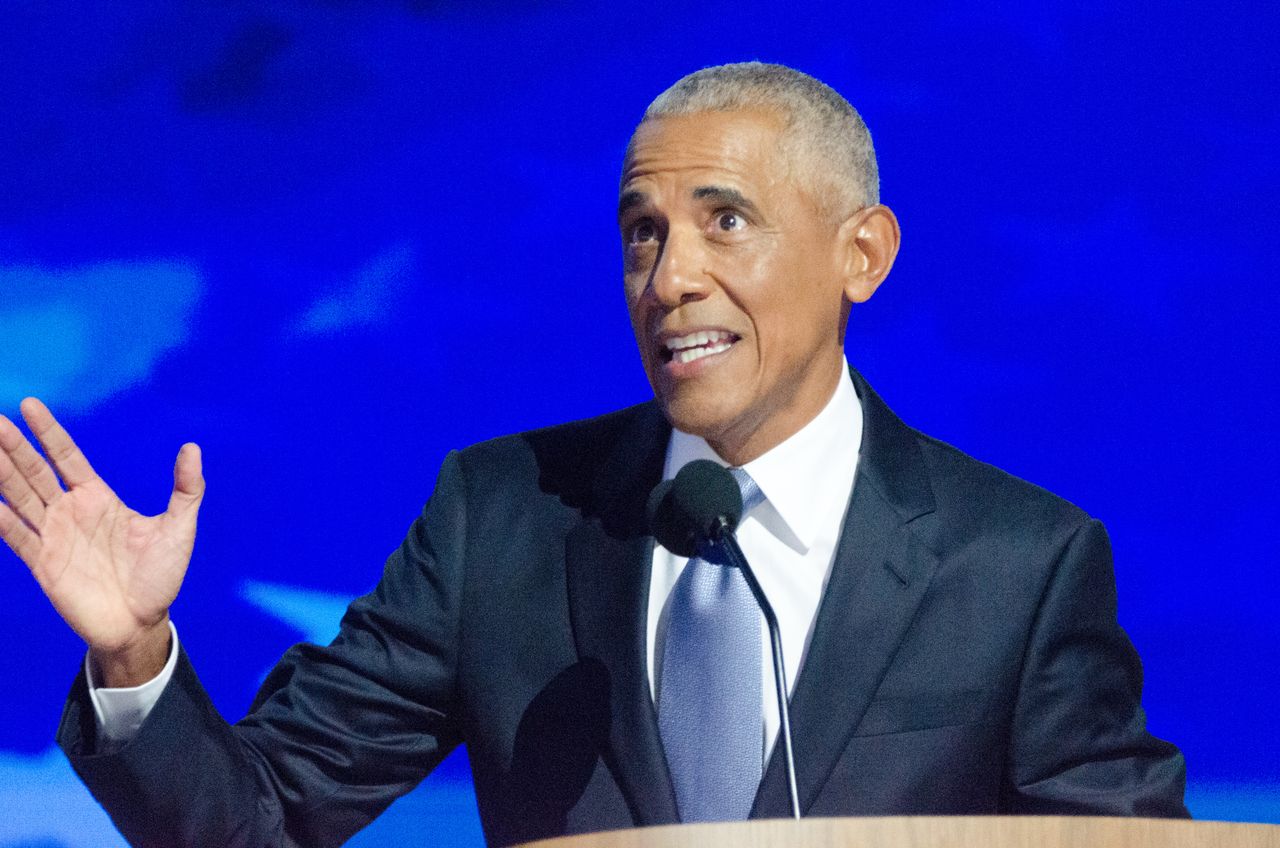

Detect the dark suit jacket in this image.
[58,369,1187,847]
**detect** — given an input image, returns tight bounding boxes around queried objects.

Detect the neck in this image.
[706,357,845,466]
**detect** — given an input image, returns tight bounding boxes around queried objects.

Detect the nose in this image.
[649,228,711,308]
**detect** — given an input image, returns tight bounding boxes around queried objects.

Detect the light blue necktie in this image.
[657,467,767,822]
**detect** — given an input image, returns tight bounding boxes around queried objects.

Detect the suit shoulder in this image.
[911,428,1094,541]
[452,401,658,489]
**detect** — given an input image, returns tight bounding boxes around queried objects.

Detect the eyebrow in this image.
[617,190,648,219]
[691,185,758,215]
[617,185,761,220]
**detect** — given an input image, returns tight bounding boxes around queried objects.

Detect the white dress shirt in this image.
[648,363,862,764]
[91,364,863,760]
[85,619,180,753]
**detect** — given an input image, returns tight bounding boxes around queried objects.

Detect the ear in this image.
[837,205,900,304]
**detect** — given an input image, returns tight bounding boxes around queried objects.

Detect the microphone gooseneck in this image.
[647,460,803,821]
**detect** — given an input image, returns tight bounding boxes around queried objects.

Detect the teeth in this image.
[675,340,733,364]
[664,330,734,352]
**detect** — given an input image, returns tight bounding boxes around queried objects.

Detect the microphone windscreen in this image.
[671,459,743,540]
[647,479,700,557]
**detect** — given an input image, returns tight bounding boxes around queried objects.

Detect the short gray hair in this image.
[632,62,879,218]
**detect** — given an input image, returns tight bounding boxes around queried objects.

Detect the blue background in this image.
[2,1,1278,845]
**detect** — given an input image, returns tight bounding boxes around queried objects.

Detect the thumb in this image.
[166,442,205,522]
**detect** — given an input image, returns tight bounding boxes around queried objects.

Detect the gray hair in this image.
[632,62,879,218]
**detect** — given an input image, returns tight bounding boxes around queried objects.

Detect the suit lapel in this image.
[751,368,943,817]
[564,403,680,825]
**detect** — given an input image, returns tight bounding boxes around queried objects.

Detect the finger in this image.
[0,501,42,566]
[0,448,47,530]
[0,414,63,505]
[19,398,99,489]
[0,415,23,451]
[166,443,205,524]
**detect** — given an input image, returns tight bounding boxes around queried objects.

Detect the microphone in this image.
[647,460,743,556]
[647,459,802,820]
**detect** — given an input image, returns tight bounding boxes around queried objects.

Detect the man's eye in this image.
[627,220,658,245]
[716,211,745,232]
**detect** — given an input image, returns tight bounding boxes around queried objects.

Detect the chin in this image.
[656,390,741,441]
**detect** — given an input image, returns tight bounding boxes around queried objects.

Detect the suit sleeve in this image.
[57,449,472,848]
[1001,517,1189,817]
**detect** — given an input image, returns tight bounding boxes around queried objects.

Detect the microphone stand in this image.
[709,518,802,821]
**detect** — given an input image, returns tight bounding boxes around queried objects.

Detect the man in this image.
[0,63,1186,847]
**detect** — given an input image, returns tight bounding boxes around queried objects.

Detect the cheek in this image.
[733,255,798,332]
[623,286,654,358]
[750,258,835,359]
[624,281,650,327]
[621,273,645,314]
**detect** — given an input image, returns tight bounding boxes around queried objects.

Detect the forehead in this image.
[620,109,790,195]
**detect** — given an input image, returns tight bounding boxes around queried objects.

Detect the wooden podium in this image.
[518,817,1280,848]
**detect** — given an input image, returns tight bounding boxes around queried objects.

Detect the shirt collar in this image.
[664,362,863,553]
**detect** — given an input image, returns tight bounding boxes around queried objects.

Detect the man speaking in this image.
[0,63,1186,847]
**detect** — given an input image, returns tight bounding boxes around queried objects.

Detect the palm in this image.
[0,399,204,653]
[36,481,189,648]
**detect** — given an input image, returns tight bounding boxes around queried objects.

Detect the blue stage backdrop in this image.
[2,2,1278,845]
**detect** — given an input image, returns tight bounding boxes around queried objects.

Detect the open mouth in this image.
[660,330,740,365]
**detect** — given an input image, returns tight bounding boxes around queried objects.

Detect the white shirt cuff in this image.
[84,620,180,753]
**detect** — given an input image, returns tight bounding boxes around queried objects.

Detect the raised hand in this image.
[0,399,205,686]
